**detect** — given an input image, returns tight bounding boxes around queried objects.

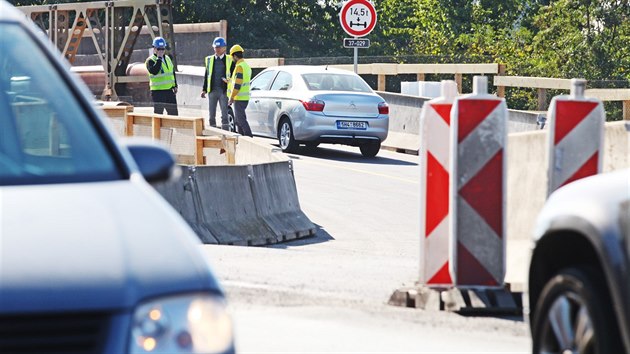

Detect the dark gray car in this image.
[528,169,630,353]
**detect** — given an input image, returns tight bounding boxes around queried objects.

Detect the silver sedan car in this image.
[236,65,389,157]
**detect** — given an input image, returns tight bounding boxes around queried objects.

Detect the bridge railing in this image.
[494,76,630,119]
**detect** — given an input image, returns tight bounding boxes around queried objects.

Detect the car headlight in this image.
[129,293,234,354]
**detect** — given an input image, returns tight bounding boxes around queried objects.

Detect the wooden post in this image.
[223,136,236,165]
[125,114,134,136]
[623,100,630,121]
[537,88,547,111]
[378,74,386,91]
[195,138,204,165]
[193,118,203,137]
[497,64,506,98]
[416,73,425,81]
[152,116,161,140]
[454,74,462,93]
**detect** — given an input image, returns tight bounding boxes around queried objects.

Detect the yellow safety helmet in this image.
[229,44,244,56]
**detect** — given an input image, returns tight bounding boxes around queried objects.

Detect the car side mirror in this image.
[121,138,180,183]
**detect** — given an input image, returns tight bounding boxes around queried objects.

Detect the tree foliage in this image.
[8,0,630,112]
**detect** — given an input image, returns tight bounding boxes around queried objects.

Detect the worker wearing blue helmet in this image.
[145,36,178,115]
[201,36,234,130]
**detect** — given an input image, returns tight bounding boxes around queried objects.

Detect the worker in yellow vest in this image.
[145,37,178,115]
[227,44,252,137]
[201,37,234,130]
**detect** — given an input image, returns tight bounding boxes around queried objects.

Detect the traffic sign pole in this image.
[339,0,377,75]
[354,40,358,74]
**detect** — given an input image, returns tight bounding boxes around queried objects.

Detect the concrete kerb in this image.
[193,165,277,246]
[249,161,317,242]
[151,166,219,244]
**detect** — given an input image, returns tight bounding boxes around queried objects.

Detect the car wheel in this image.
[278,118,298,153]
[359,141,380,157]
[227,108,236,133]
[532,266,623,354]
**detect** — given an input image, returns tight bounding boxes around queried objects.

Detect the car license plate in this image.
[337,121,368,130]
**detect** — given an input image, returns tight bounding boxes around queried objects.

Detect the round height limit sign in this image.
[339,0,377,37]
[340,0,376,73]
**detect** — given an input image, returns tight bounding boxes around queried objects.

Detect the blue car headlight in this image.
[129,293,234,353]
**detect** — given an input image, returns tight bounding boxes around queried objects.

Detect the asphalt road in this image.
[201,142,531,353]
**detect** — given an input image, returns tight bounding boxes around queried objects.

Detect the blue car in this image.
[0,1,234,353]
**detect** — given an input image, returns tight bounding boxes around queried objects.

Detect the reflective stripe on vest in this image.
[147,55,175,91]
[205,55,233,94]
[228,60,251,101]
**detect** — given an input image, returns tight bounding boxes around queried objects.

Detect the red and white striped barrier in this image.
[419,80,458,286]
[547,79,605,195]
[449,76,508,288]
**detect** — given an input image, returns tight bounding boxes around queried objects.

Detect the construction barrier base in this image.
[388,285,522,316]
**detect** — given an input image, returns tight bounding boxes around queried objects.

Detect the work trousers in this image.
[151,89,178,116]
[233,100,252,137]
[208,89,229,130]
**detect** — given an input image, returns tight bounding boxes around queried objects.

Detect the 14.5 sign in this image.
[339,0,377,38]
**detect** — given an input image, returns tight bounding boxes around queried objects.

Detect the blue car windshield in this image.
[0,23,122,186]
[302,73,373,93]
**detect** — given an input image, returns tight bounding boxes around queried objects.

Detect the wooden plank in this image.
[129,114,152,126]
[125,114,134,136]
[584,89,630,101]
[327,64,373,75]
[248,58,284,68]
[152,117,161,140]
[161,119,195,130]
[399,63,499,74]
[417,73,425,81]
[225,137,236,165]
[624,101,630,121]
[193,118,204,136]
[372,63,398,75]
[493,76,572,90]
[195,139,204,165]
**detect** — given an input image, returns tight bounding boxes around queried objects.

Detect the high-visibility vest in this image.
[228,59,251,101]
[205,55,233,93]
[146,55,175,91]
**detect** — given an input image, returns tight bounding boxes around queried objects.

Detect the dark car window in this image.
[0,23,121,186]
[269,71,292,91]
[302,73,373,93]
[250,70,277,91]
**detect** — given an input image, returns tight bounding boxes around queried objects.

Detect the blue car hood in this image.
[0,180,219,314]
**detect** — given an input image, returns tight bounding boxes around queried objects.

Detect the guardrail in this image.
[494,76,630,119]
[330,63,504,92]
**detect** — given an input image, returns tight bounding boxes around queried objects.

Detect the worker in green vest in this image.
[227,44,252,137]
[145,37,178,115]
[201,37,234,130]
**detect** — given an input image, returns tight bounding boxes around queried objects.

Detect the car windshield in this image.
[302,73,372,93]
[0,23,121,186]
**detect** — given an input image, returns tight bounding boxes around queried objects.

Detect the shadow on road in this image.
[288,145,418,166]
[268,223,334,249]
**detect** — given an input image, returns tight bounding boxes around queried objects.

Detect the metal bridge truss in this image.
[19,0,177,100]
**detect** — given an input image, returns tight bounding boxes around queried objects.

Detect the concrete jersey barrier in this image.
[152,162,317,246]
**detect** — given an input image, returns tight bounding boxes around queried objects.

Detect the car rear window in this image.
[0,23,122,186]
[302,73,372,93]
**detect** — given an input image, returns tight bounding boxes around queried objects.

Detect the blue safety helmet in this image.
[152,36,167,49]
[212,37,227,48]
